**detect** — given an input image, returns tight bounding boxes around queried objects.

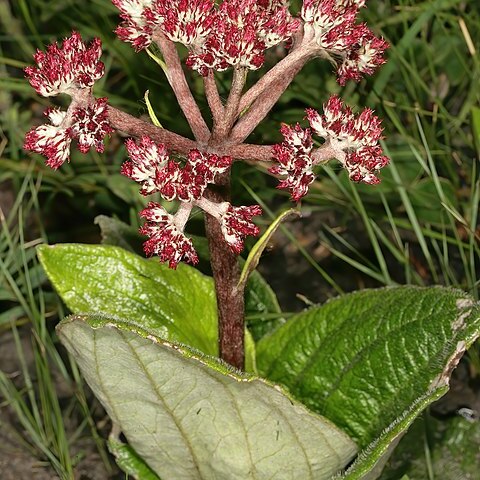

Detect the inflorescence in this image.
[24,0,389,269]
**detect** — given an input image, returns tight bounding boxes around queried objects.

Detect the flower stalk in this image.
[25,0,390,370]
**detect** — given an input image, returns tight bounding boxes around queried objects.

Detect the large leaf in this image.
[339,389,447,480]
[58,314,358,479]
[244,269,285,341]
[256,287,480,453]
[94,215,284,340]
[38,244,218,356]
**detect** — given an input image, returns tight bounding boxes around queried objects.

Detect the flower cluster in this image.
[186,0,299,74]
[140,202,199,268]
[24,108,73,170]
[218,203,263,254]
[113,0,155,51]
[301,0,388,84]
[24,98,113,169]
[113,0,299,74]
[24,33,112,168]
[145,0,216,48]
[25,31,104,97]
[121,136,170,195]
[23,10,390,272]
[271,124,315,202]
[122,136,232,201]
[272,95,388,200]
[113,0,386,82]
[71,98,113,154]
[122,136,261,268]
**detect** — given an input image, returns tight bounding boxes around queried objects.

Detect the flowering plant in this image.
[28,1,480,479]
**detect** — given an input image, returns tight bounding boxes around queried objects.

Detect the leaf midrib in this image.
[119,329,204,478]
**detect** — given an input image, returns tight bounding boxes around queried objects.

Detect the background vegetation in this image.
[0,0,479,478]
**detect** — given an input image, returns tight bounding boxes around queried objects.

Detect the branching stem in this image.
[231,46,316,144]
[106,36,322,371]
[204,72,225,127]
[153,31,210,143]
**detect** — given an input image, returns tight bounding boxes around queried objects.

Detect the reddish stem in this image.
[153,32,210,143]
[230,47,315,144]
[204,172,245,370]
[204,72,224,127]
[228,143,273,162]
[213,67,246,140]
[108,106,274,162]
[107,106,197,153]
[237,29,309,114]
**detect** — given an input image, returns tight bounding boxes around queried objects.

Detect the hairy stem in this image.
[204,72,224,127]
[108,105,274,162]
[230,47,315,144]
[237,30,309,115]
[213,67,246,139]
[107,106,197,153]
[153,31,210,143]
[204,172,245,370]
[228,143,273,162]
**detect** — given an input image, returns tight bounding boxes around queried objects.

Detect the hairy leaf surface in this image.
[59,315,357,480]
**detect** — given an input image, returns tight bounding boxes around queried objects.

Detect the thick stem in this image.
[237,29,309,115]
[107,106,197,153]
[204,72,224,127]
[228,143,273,162]
[204,172,245,370]
[212,67,246,140]
[153,31,210,143]
[108,105,274,162]
[230,46,315,144]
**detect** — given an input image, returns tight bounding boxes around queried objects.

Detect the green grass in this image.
[0,168,114,478]
[253,0,480,301]
[0,0,479,477]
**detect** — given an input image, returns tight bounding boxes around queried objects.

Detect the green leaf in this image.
[339,389,447,480]
[58,314,357,480]
[108,437,161,480]
[245,269,285,341]
[37,243,218,356]
[37,243,257,371]
[471,105,480,155]
[94,215,144,254]
[257,287,480,458]
[95,215,284,341]
[144,89,163,127]
[408,178,458,225]
[106,173,142,204]
[145,47,168,75]
[238,208,299,289]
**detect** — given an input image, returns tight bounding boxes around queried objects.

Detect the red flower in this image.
[24,108,73,169]
[72,98,114,154]
[270,124,315,202]
[139,202,199,269]
[122,136,170,195]
[272,95,389,201]
[301,0,388,84]
[218,203,262,254]
[25,98,113,169]
[25,31,104,97]
[121,136,232,201]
